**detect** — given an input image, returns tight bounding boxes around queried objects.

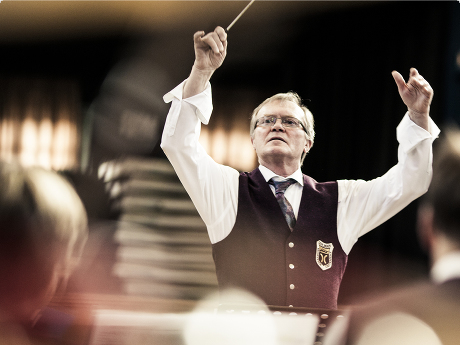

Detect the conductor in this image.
[161,26,439,309]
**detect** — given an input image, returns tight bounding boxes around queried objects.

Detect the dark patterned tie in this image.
[269,178,297,231]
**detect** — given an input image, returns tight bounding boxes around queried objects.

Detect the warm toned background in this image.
[1,0,460,308]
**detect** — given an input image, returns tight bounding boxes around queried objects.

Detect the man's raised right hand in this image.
[184,26,228,99]
[193,26,227,73]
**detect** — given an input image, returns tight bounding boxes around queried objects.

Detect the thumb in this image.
[193,31,205,45]
[392,70,406,93]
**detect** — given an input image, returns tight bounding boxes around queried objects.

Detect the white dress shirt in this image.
[161,80,440,255]
[431,251,460,284]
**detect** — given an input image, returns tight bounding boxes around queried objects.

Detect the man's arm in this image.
[161,27,238,244]
[337,68,438,254]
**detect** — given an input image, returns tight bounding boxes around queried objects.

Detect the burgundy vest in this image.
[212,168,347,309]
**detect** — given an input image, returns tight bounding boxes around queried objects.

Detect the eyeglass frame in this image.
[253,115,308,133]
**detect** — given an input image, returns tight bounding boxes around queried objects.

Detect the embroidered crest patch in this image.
[316,240,334,270]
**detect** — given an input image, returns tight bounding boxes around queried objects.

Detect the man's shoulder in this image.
[353,279,433,310]
[239,168,262,179]
[302,174,337,189]
[347,280,460,344]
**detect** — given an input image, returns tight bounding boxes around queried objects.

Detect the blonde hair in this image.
[0,161,88,314]
[249,92,315,164]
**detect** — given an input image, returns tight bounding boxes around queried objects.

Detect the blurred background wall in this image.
[0,0,459,306]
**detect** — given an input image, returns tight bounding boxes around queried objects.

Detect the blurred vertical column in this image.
[83,44,218,301]
[99,157,218,300]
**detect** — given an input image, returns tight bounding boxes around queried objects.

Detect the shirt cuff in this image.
[163,80,185,103]
[397,112,440,154]
[163,79,213,125]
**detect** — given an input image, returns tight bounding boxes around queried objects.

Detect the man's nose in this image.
[271,118,285,131]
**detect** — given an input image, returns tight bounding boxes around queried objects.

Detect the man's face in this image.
[251,100,311,166]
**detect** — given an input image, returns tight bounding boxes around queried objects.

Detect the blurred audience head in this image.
[0,161,87,322]
[418,128,460,262]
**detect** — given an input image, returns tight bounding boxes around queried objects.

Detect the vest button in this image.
[289,242,294,248]
[289,264,294,269]
[290,284,295,290]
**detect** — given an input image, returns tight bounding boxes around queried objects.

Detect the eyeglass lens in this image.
[257,116,300,128]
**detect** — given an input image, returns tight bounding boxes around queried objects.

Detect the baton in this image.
[226,0,256,31]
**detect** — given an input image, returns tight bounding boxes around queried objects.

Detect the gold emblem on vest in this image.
[316,240,334,270]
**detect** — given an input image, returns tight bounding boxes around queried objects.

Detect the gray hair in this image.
[249,92,315,165]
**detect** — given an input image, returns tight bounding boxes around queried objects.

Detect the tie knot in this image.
[269,178,296,194]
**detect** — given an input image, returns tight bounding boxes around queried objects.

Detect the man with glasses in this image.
[161,27,439,309]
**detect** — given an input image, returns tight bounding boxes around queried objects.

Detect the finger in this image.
[201,32,224,54]
[408,68,424,85]
[193,31,205,45]
[410,75,428,89]
[392,70,406,92]
[215,26,228,42]
[407,68,421,89]
[201,35,221,54]
[211,31,226,53]
[415,74,430,91]
[417,80,434,99]
[422,85,434,100]
[408,69,434,99]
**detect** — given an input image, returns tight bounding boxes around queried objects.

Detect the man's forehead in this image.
[257,100,304,118]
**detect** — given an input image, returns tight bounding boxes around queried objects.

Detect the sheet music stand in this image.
[216,303,347,345]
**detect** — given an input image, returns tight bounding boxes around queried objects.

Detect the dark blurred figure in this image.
[0,162,87,343]
[344,129,460,345]
[62,169,124,295]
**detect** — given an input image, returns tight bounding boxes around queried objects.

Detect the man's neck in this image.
[259,160,300,178]
[430,247,460,284]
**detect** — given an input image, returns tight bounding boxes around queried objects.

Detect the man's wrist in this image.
[408,109,430,132]
[191,63,215,78]
[183,65,214,99]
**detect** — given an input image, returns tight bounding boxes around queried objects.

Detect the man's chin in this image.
[260,149,291,162]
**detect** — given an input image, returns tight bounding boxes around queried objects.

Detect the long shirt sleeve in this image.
[161,81,440,254]
[161,80,240,244]
[337,114,439,252]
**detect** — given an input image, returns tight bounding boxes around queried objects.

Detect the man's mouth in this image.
[268,137,286,143]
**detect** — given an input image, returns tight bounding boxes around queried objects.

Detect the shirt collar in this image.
[258,165,304,186]
[430,251,460,284]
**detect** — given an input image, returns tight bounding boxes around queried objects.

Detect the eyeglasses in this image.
[254,115,307,132]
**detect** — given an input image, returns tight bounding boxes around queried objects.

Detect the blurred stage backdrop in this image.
[0,0,460,307]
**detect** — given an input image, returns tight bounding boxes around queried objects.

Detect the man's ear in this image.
[251,136,255,149]
[304,141,312,154]
[417,205,435,254]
